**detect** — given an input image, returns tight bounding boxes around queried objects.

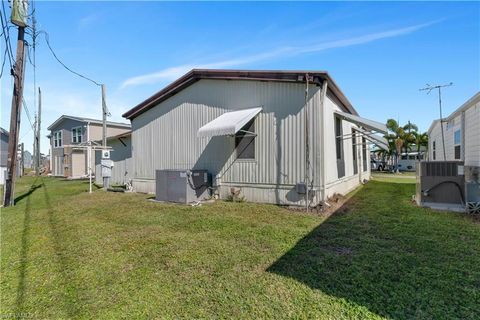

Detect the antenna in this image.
[419,82,453,161]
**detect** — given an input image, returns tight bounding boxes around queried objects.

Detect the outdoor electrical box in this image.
[101,159,114,178]
[102,150,110,159]
[155,169,211,204]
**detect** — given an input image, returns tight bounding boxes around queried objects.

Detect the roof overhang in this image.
[122,69,360,120]
[197,107,262,138]
[335,110,387,135]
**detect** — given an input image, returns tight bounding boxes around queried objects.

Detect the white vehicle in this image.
[397,152,424,172]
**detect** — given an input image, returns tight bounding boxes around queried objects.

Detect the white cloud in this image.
[78,13,100,31]
[120,20,439,89]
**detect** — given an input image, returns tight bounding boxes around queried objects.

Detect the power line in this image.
[1,0,15,67]
[36,30,101,86]
[22,98,35,131]
[0,45,7,78]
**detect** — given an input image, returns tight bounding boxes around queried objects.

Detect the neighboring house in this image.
[95,131,132,185]
[0,127,9,184]
[122,69,387,206]
[427,92,480,166]
[47,115,131,178]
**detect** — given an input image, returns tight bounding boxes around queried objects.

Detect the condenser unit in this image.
[155,169,212,204]
[416,161,465,210]
[465,166,480,214]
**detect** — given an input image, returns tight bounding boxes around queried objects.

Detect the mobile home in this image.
[122,69,387,206]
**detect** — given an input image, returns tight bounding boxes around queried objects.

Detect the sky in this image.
[1,1,479,154]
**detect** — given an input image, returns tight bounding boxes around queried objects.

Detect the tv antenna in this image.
[420,82,453,161]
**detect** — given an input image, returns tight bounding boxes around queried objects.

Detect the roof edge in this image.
[47,115,131,131]
[122,69,359,119]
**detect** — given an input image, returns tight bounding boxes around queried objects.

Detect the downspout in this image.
[461,111,465,161]
[319,79,328,204]
[304,74,310,212]
[87,122,92,193]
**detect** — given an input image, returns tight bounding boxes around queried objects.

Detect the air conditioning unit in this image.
[155,169,211,204]
[416,161,465,209]
[465,166,480,214]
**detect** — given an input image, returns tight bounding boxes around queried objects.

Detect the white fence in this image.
[95,158,132,186]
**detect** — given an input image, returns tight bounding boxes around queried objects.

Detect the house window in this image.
[432,141,436,160]
[352,129,358,175]
[235,119,255,160]
[454,129,461,159]
[72,126,83,143]
[335,117,343,160]
[454,146,461,160]
[53,131,63,148]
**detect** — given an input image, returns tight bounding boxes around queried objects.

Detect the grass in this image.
[1,177,479,319]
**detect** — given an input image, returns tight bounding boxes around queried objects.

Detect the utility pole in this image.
[102,84,107,147]
[101,84,110,189]
[33,114,37,173]
[420,83,453,161]
[36,87,41,174]
[4,8,27,207]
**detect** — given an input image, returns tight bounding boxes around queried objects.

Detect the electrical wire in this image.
[0,45,7,78]
[22,98,36,131]
[1,0,15,68]
[36,30,101,86]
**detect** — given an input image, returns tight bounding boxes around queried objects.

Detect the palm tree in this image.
[402,122,418,154]
[386,119,405,172]
[412,132,429,159]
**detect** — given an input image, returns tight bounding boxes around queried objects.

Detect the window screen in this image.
[235,119,255,160]
[454,145,461,160]
[335,117,343,160]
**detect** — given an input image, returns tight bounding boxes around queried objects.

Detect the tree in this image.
[385,119,405,172]
[412,132,429,159]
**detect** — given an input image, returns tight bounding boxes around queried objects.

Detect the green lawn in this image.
[1,177,479,319]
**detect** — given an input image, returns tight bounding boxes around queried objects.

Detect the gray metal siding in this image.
[131,79,322,190]
[1,131,8,167]
[95,136,132,185]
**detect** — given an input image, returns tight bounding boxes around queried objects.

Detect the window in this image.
[454,129,461,145]
[432,141,436,160]
[72,126,83,143]
[335,117,343,160]
[352,129,358,175]
[53,131,62,148]
[235,119,255,160]
[454,146,461,160]
[454,129,461,159]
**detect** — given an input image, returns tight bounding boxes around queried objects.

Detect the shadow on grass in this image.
[267,181,479,319]
[41,178,81,317]
[14,182,42,204]
[14,179,38,314]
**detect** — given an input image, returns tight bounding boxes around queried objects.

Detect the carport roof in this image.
[122,69,360,120]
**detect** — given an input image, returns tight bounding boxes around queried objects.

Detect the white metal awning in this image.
[335,111,387,134]
[358,128,389,150]
[197,107,262,138]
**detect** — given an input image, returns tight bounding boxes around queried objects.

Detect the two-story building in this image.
[47,115,131,178]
